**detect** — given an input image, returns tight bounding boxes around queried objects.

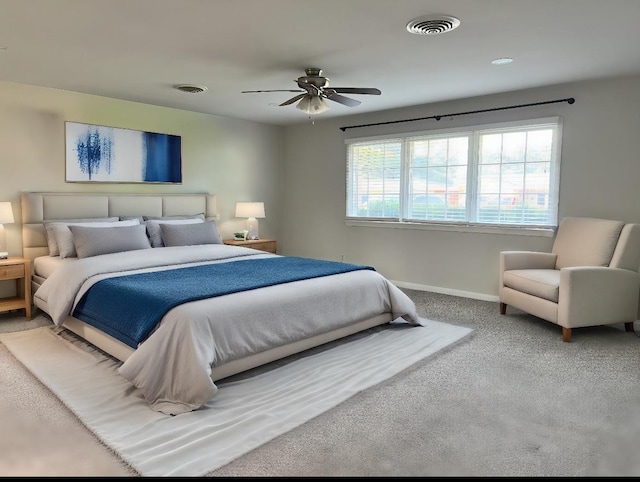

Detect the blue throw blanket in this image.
[72,256,375,348]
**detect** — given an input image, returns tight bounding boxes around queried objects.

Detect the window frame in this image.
[345,116,562,236]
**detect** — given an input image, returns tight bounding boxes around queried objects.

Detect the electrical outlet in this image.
[340,254,345,262]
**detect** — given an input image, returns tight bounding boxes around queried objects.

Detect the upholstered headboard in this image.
[21,191,217,261]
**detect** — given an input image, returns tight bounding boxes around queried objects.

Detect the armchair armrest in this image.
[559,267,640,328]
[500,251,557,271]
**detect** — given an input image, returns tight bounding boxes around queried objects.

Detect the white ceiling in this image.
[1,0,639,126]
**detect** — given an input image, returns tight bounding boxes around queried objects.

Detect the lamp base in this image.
[0,251,8,260]
[246,217,259,240]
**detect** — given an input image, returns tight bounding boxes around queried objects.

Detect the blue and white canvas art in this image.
[65,122,182,183]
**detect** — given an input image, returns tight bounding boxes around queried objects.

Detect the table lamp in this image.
[0,201,15,259]
[235,202,265,240]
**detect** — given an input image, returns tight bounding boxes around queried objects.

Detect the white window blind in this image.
[346,117,562,228]
[346,139,402,218]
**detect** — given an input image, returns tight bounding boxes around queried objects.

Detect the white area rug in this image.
[0,319,472,476]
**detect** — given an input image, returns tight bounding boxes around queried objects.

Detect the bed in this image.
[21,191,422,415]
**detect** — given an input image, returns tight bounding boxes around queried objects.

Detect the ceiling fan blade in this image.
[329,87,381,95]
[279,93,307,106]
[241,89,304,93]
[324,92,361,107]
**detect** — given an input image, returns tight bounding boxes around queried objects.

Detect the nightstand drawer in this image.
[223,238,277,254]
[0,264,25,280]
[249,241,277,253]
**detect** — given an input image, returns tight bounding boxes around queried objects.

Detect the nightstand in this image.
[0,257,32,320]
[223,238,277,254]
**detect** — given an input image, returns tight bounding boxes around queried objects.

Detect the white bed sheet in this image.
[34,244,422,415]
[33,255,75,279]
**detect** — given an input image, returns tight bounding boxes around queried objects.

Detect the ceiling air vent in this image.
[174,84,208,94]
[406,15,461,35]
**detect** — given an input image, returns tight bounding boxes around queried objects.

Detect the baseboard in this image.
[390,281,640,327]
[390,280,499,302]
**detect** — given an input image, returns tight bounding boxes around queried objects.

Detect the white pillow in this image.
[53,218,141,258]
[44,217,119,256]
[145,218,204,248]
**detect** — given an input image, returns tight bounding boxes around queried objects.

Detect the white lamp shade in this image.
[0,202,14,224]
[296,95,329,115]
[235,202,265,219]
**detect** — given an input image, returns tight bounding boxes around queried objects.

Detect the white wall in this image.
[0,80,283,251]
[3,76,640,302]
[0,81,283,296]
[280,75,640,300]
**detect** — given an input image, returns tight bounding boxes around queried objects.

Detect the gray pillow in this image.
[70,224,151,259]
[44,217,119,256]
[142,213,205,221]
[160,221,222,247]
[145,218,205,248]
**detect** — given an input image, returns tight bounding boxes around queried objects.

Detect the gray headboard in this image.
[21,191,217,261]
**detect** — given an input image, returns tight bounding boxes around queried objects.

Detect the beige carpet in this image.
[0,318,472,476]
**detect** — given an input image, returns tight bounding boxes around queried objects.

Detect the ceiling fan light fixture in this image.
[296,95,329,115]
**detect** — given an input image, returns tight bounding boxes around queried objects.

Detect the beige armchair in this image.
[499,217,640,342]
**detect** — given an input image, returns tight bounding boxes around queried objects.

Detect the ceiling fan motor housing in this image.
[297,68,329,93]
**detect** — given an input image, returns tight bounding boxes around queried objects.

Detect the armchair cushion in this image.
[552,217,624,269]
[503,269,560,303]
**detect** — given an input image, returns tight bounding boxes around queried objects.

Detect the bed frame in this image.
[20,191,392,381]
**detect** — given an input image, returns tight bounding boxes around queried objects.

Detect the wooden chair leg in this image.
[562,327,571,343]
[625,322,635,333]
[499,302,506,315]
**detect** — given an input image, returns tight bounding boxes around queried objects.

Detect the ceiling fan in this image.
[241,68,382,115]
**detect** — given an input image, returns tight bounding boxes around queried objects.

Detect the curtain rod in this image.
[339,97,575,132]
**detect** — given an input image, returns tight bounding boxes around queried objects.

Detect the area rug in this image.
[0,319,472,476]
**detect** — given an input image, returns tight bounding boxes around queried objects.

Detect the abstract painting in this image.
[65,122,182,183]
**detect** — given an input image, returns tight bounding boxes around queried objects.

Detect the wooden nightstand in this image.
[223,238,277,254]
[0,257,32,320]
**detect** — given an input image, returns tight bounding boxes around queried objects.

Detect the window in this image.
[346,117,562,228]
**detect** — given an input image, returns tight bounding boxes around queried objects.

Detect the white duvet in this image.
[34,245,421,415]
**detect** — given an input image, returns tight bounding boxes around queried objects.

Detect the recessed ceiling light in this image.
[491,57,513,65]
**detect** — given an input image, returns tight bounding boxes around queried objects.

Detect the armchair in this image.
[499,217,640,342]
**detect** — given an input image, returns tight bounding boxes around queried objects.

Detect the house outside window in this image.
[346,117,562,229]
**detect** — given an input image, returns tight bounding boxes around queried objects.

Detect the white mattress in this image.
[33,255,76,279]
